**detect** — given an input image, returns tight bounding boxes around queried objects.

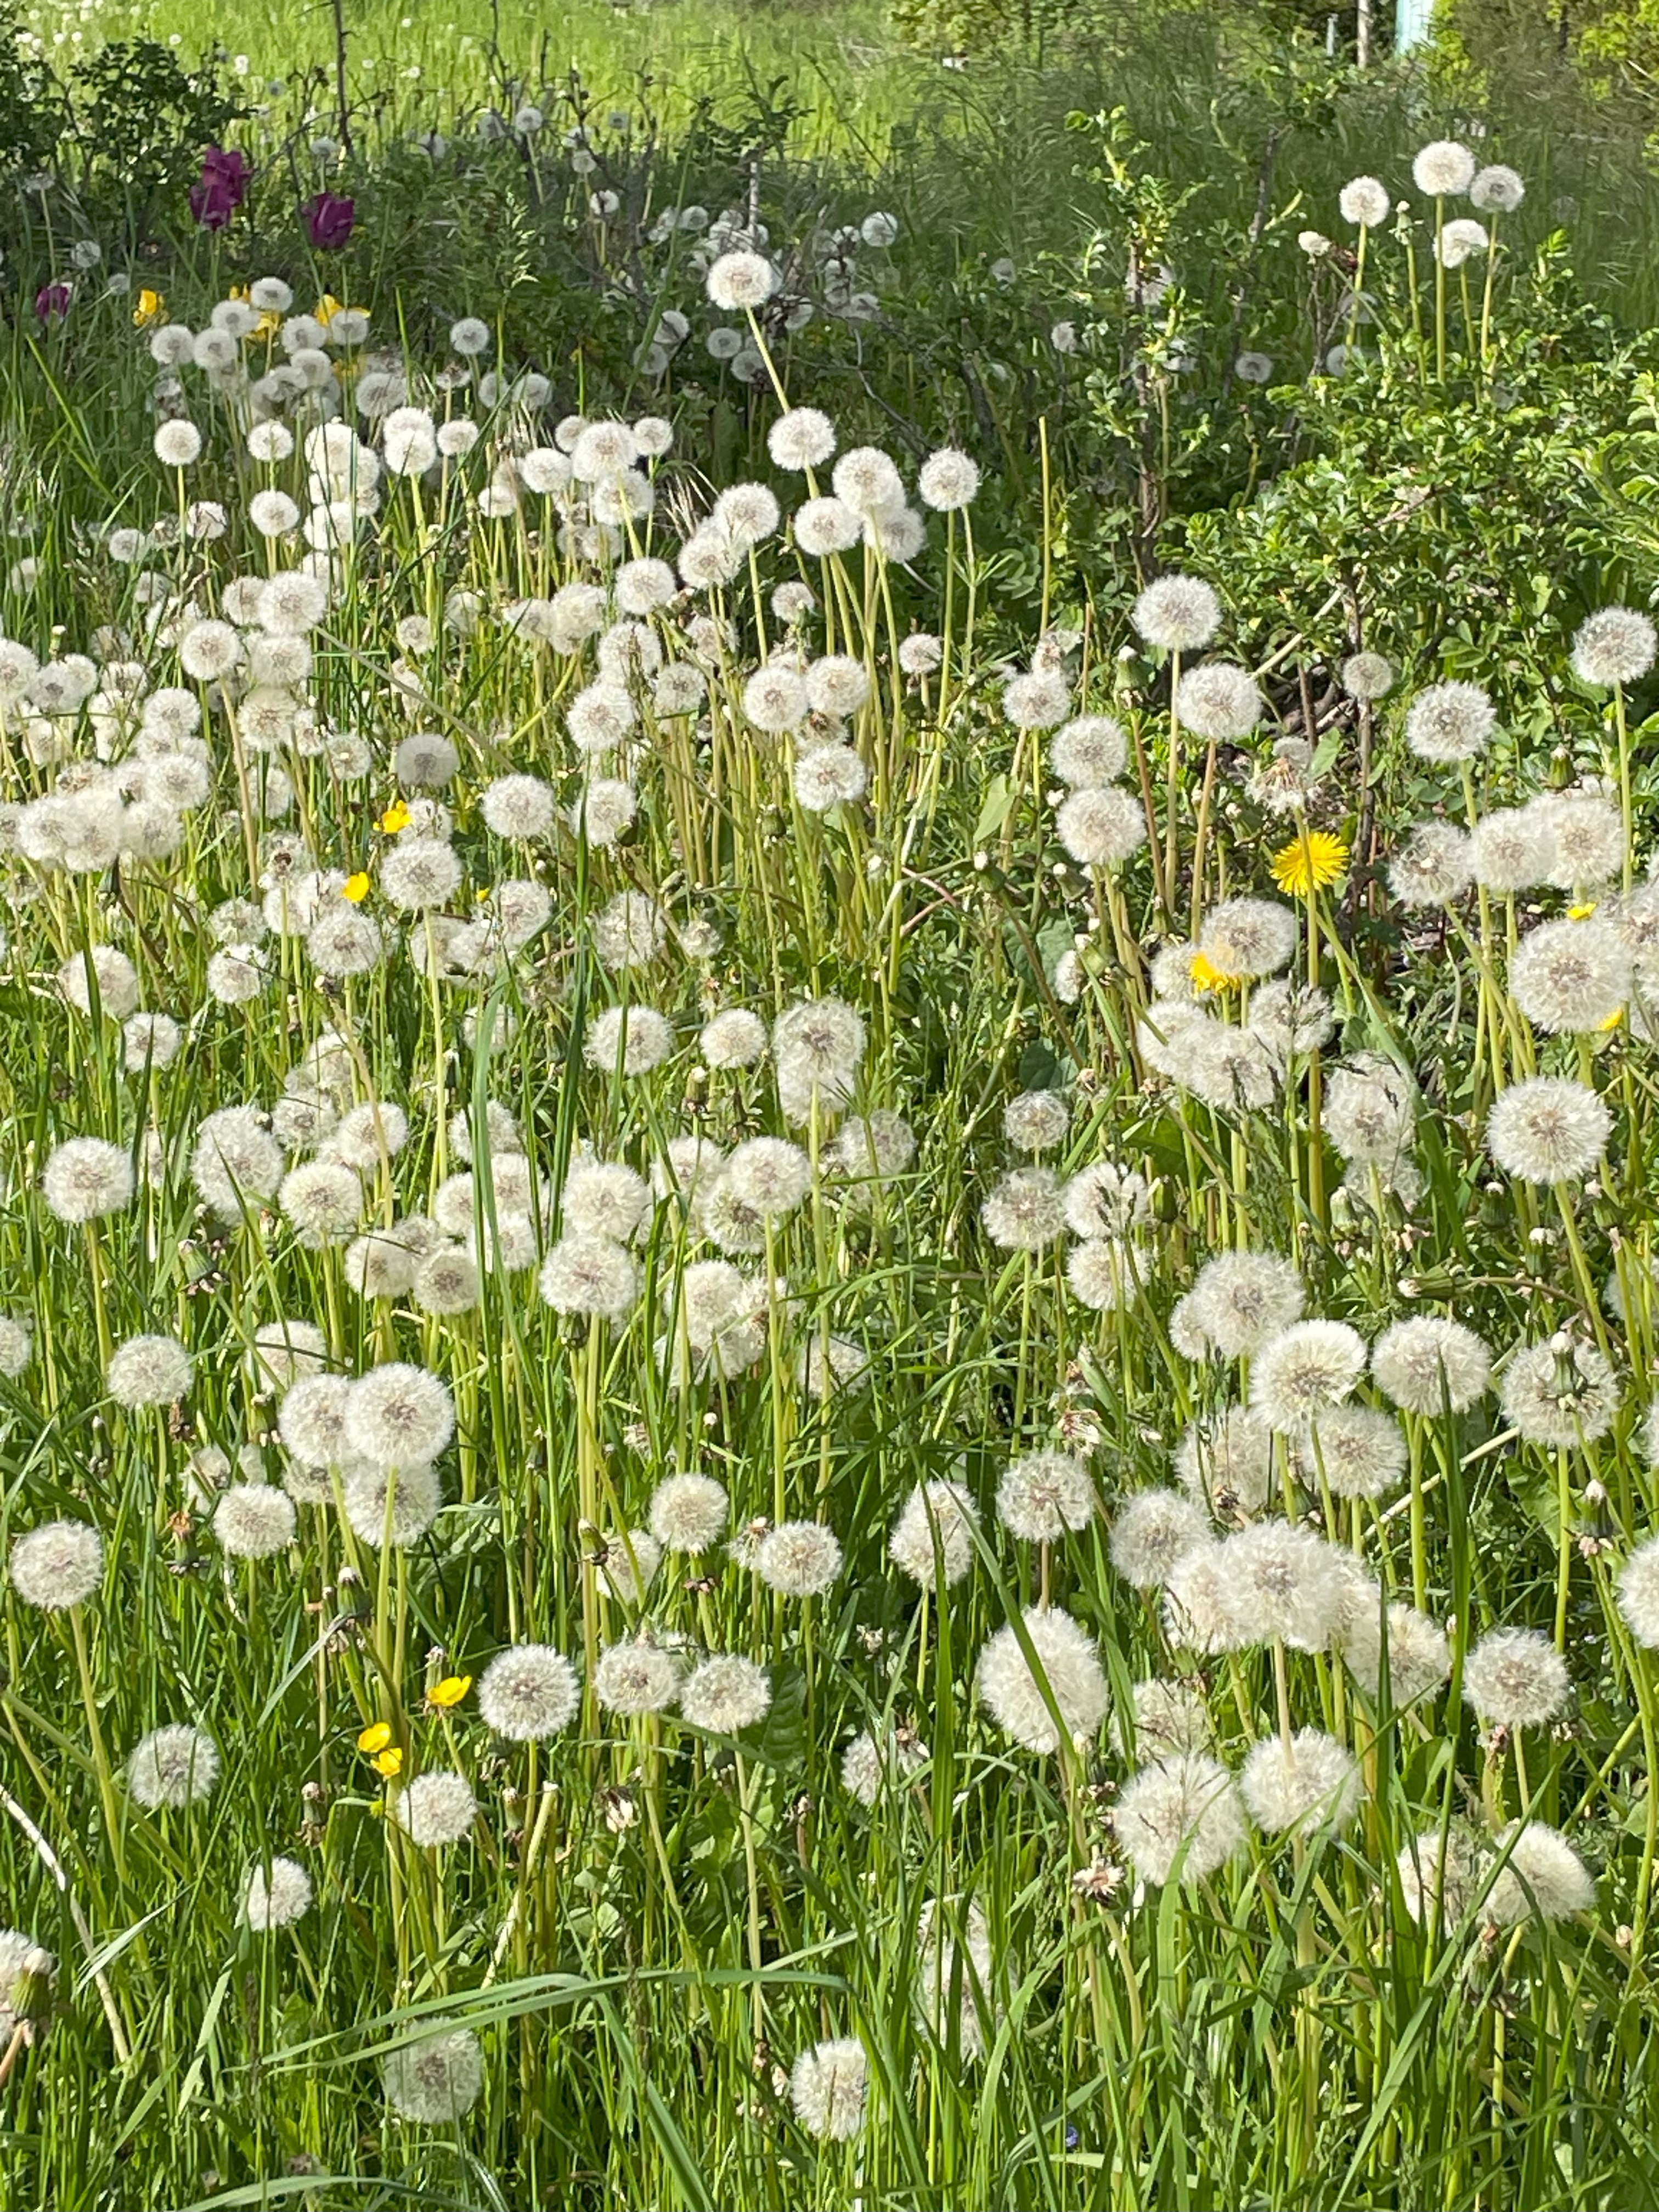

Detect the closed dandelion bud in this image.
[975,1606,1108,1753]
[1241,1729,1362,1837]
[1115,1753,1245,1887]
[383,2024,484,2123]
[1462,1626,1570,1729]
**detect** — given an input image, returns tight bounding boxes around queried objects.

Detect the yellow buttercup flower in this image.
[372,1746,404,1778]
[1189,950,1243,994]
[427,1674,472,1709]
[378,799,410,834]
[357,1720,392,1754]
[314,294,365,329]
[343,871,371,903]
[1568,902,1599,921]
[132,288,166,329]
[1271,830,1349,897]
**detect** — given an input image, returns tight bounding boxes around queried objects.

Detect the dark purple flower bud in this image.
[34,283,71,321]
[303,192,355,250]
[190,146,252,229]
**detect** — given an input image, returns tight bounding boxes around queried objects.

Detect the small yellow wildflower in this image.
[378,799,411,834]
[357,1720,392,1754]
[372,1746,404,1778]
[131,287,166,329]
[1189,950,1243,994]
[427,1674,472,1709]
[1600,1008,1624,1031]
[1568,902,1598,922]
[1271,830,1349,897]
[343,871,371,902]
[314,294,365,330]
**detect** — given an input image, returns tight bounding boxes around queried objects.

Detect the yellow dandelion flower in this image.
[1189,950,1243,994]
[427,1674,472,1709]
[357,1720,392,1754]
[1600,1007,1624,1031]
[377,799,410,834]
[343,871,371,903]
[372,1746,404,1778]
[1568,902,1599,922]
[1270,830,1349,897]
[132,287,166,329]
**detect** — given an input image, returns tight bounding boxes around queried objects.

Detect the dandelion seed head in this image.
[889,1479,980,1588]
[594,1638,682,1714]
[42,1136,134,1223]
[1471,164,1525,213]
[1339,176,1391,228]
[1133,575,1220,653]
[681,1653,771,1731]
[584,1006,674,1076]
[9,1520,102,1611]
[1111,1677,1212,1760]
[1173,1405,1275,1519]
[1241,1728,1362,1836]
[1181,1250,1305,1360]
[345,1363,454,1471]
[1571,606,1655,688]
[1463,1626,1570,1728]
[1405,680,1495,764]
[1341,1598,1451,1704]
[1371,1316,1492,1413]
[1115,1753,1245,1887]
[976,1606,1108,1753]
[538,1234,639,1318]
[1291,1404,1407,1499]
[790,2038,867,2141]
[383,2024,484,2122]
[1218,1521,1350,1650]
[754,1520,843,1595]
[1499,1338,1620,1447]
[478,1644,579,1739]
[213,1482,297,1558]
[996,1450,1096,1542]
[1389,821,1472,907]
[1617,1535,1659,1647]
[1250,1319,1367,1431]
[343,1460,442,1547]
[128,1723,219,1809]
[649,1472,729,1553]
[1176,662,1261,740]
[243,1857,312,1931]
[1413,139,1476,196]
[106,1331,191,1408]
[1488,1076,1611,1184]
[392,1771,476,1847]
[1003,1090,1069,1153]
[1055,785,1147,867]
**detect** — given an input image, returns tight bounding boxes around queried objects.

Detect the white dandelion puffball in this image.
[1241,1729,1362,1837]
[975,1606,1108,1753]
[790,2038,867,2141]
[594,1639,682,1714]
[1508,917,1629,1035]
[996,1449,1097,1542]
[244,1857,313,1931]
[345,1364,454,1470]
[889,1479,981,1588]
[1372,1317,1492,1414]
[1572,606,1657,689]
[214,1483,297,1559]
[1436,218,1488,269]
[1462,1627,1570,1729]
[128,1723,219,1809]
[1487,1077,1611,1185]
[1404,680,1495,764]
[1133,575,1220,653]
[1413,139,1476,197]
[1176,662,1262,740]
[10,1520,103,1611]
[706,250,777,311]
[393,1770,477,1847]
[43,1137,134,1223]
[479,1645,579,1739]
[383,2024,484,2123]
[1108,1489,1208,1589]
[1618,1536,1659,1649]
[106,1332,193,1408]
[1339,176,1390,228]
[1115,1753,1245,1887]
[1249,1319,1367,1431]
[680,1654,771,1733]
[1471,164,1526,213]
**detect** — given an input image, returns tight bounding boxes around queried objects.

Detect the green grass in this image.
[3,8,1659,2209]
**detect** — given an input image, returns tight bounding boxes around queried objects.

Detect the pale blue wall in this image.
[1395,0,1436,48]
